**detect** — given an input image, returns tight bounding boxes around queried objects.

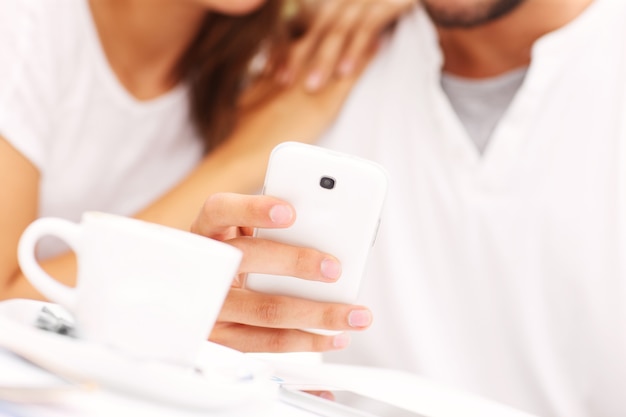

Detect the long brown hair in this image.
[177,1,288,153]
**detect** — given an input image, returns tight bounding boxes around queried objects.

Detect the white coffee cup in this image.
[18,212,242,368]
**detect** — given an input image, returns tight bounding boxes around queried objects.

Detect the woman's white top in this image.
[0,0,204,259]
[322,1,626,417]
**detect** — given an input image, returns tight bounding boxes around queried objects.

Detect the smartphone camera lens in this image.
[320,176,336,190]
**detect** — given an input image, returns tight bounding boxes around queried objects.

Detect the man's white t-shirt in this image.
[441,68,528,154]
[322,1,626,417]
[0,0,204,259]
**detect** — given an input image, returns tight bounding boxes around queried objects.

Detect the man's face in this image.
[421,0,527,28]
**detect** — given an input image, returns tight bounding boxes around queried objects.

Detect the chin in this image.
[421,0,526,28]
[204,0,268,15]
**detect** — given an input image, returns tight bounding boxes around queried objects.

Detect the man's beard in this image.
[421,0,527,28]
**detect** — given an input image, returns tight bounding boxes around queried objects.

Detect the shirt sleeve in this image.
[0,0,55,170]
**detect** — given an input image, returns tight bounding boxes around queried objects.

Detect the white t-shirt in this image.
[322,1,626,417]
[441,68,528,154]
[0,0,204,259]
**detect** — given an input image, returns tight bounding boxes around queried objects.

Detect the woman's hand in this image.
[280,0,416,91]
[191,193,373,352]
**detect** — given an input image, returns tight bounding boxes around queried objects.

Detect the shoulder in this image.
[0,0,85,84]
[587,0,626,39]
[0,0,85,62]
[0,0,88,90]
[0,0,82,37]
[0,0,87,169]
[321,7,436,150]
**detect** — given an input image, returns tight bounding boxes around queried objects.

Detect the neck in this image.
[436,0,595,78]
[89,0,207,100]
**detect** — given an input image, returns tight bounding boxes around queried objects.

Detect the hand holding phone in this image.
[193,192,378,352]
[245,142,387,316]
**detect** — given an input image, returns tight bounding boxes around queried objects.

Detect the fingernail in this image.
[332,333,351,349]
[306,72,323,91]
[269,205,294,224]
[338,60,354,76]
[321,258,341,280]
[348,309,372,328]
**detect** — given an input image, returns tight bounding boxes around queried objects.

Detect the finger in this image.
[191,193,295,239]
[304,4,364,92]
[335,6,396,77]
[336,1,415,78]
[306,391,336,401]
[334,29,370,78]
[228,236,342,282]
[219,288,373,330]
[210,323,351,353]
[279,0,344,84]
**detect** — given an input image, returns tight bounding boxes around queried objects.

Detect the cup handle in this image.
[18,218,80,311]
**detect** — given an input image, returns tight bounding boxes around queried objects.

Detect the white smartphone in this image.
[245,142,388,305]
[279,384,425,417]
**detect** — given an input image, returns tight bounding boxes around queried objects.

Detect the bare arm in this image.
[136,72,358,229]
[0,136,49,300]
[0,73,360,301]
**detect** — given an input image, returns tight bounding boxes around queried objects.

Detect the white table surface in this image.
[0,347,538,417]
[0,347,310,417]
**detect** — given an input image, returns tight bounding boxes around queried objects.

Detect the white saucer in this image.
[0,299,277,410]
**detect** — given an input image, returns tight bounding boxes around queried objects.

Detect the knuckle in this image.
[325,27,349,46]
[359,16,379,32]
[330,18,353,36]
[202,193,227,217]
[255,298,282,325]
[320,305,341,329]
[192,193,228,235]
[245,197,267,222]
[311,334,333,352]
[267,331,291,352]
[294,247,318,278]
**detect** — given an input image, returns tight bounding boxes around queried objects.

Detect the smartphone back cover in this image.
[245,143,387,304]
